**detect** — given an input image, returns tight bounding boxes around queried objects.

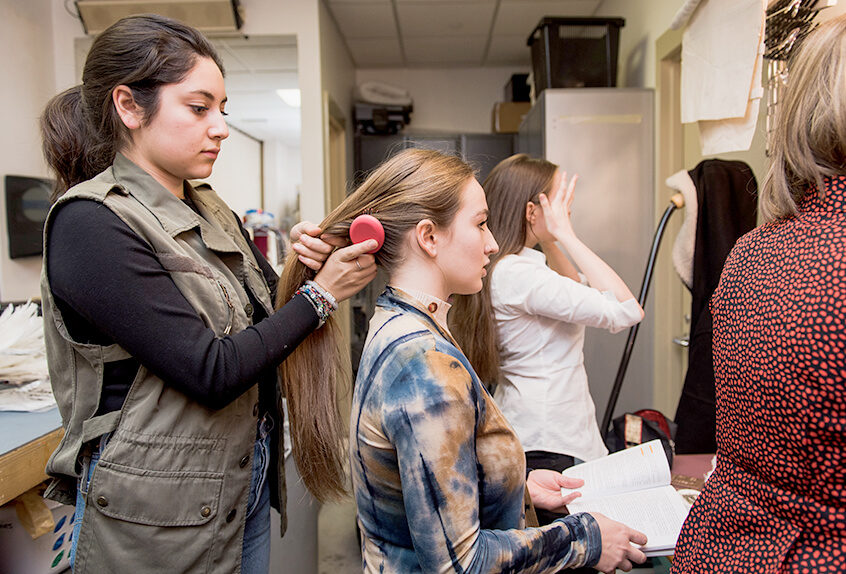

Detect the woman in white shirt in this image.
[452,154,644,526]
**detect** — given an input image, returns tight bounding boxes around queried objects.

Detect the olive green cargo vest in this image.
[41,155,287,573]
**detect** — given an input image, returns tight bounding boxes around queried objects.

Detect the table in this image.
[672,453,715,483]
[0,408,63,506]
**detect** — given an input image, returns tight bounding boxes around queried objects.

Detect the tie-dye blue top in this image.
[349,287,602,573]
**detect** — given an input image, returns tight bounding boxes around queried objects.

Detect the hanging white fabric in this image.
[680,0,766,154]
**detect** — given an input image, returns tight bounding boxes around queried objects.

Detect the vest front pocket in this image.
[76,461,224,573]
[89,460,222,525]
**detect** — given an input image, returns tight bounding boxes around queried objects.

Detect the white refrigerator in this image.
[518,88,655,428]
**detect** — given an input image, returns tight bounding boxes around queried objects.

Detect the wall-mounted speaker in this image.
[5,175,53,259]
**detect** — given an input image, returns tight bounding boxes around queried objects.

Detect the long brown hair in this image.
[762,15,846,220]
[450,154,557,386]
[277,148,475,502]
[40,14,224,200]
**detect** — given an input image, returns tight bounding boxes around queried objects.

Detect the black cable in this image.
[64,0,81,20]
[600,200,680,437]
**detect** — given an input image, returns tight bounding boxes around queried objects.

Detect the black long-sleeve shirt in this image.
[47,199,317,413]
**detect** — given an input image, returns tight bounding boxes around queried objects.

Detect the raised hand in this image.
[538,171,578,241]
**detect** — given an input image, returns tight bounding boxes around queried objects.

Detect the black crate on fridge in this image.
[527,17,624,93]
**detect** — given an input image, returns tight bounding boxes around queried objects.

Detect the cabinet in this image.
[354,133,515,187]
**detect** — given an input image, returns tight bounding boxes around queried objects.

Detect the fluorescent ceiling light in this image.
[276,89,301,108]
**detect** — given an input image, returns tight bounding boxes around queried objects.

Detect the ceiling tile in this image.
[397,2,495,37]
[328,3,398,38]
[346,37,405,67]
[493,0,601,36]
[485,34,532,66]
[403,36,486,66]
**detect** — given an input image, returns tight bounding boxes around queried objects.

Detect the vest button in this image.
[240,455,250,468]
[226,509,237,523]
[253,403,259,417]
[96,496,108,508]
[201,506,212,518]
[244,303,254,317]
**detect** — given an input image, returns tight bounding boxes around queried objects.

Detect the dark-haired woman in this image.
[39,14,376,573]
[452,155,643,525]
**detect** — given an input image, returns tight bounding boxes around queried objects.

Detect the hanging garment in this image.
[673,159,758,454]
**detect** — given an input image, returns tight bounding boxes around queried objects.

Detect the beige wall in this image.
[595,0,688,89]
[202,127,263,218]
[263,140,302,226]
[355,66,529,134]
[0,0,58,301]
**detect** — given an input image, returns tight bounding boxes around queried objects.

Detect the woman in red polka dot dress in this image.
[671,16,846,574]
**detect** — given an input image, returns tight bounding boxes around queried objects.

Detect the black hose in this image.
[600,200,680,437]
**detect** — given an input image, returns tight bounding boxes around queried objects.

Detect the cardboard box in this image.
[491,102,531,133]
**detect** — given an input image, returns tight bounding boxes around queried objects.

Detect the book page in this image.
[566,485,691,556]
[560,440,671,500]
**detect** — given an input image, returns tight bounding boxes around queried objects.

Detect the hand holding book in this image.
[562,440,692,557]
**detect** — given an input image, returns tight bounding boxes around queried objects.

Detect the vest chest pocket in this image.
[157,253,238,336]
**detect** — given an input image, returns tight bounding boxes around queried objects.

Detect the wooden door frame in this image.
[653,29,690,417]
[322,92,354,423]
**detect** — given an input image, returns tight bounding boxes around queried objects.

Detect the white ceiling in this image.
[324,0,604,67]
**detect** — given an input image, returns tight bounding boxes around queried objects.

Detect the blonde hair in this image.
[276,148,475,502]
[763,15,846,220]
[450,154,558,387]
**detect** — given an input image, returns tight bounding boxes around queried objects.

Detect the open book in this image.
[561,440,692,557]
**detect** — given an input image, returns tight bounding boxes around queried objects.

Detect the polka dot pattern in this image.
[672,177,846,573]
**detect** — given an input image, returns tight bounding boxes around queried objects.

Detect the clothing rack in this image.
[764,0,832,154]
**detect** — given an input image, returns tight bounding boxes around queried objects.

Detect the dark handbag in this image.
[605,409,677,468]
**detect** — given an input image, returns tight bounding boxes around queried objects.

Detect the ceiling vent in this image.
[75,0,243,35]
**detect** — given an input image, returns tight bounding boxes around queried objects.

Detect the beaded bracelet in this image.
[296,280,338,328]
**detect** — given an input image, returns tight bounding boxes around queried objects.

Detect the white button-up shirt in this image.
[490,247,643,462]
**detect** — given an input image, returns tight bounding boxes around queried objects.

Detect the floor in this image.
[317,497,362,573]
[316,499,671,574]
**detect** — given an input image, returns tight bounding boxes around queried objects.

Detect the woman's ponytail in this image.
[40,86,114,201]
[277,252,350,503]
